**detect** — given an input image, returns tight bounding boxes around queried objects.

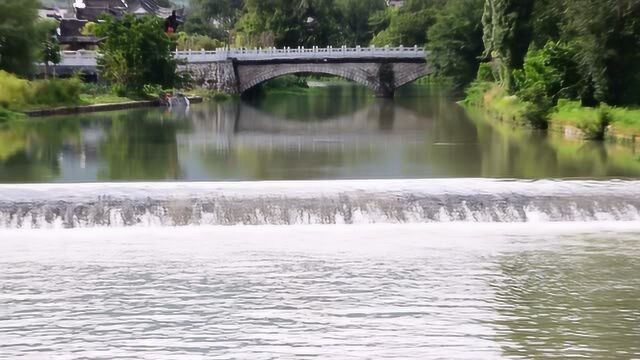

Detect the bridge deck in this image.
[46,46,428,68]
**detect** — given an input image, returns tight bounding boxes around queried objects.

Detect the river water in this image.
[1,84,640,359]
[1,85,640,182]
[1,224,639,359]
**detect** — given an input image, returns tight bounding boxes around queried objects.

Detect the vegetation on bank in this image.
[457,0,640,143]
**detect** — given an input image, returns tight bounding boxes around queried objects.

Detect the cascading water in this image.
[1,179,640,229]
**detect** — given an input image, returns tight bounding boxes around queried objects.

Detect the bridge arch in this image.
[237,63,384,94]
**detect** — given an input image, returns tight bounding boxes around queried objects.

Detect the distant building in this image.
[73,0,181,21]
[54,0,184,50]
[386,0,405,7]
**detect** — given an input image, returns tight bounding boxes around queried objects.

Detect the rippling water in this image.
[1,224,639,359]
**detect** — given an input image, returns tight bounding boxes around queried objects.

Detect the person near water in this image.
[165,11,179,34]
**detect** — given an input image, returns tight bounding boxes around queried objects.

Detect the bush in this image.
[476,63,495,83]
[0,71,30,109]
[143,84,164,98]
[514,42,581,107]
[30,78,83,106]
[175,33,225,51]
[262,75,308,90]
[0,107,25,124]
[1,71,84,109]
[462,80,492,106]
[82,82,113,97]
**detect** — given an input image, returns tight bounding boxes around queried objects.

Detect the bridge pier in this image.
[375,62,396,98]
[375,88,395,99]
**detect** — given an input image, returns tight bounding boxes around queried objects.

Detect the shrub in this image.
[0,107,25,124]
[175,33,225,51]
[262,75,308,90]
[143,84,164,98]
[462,80,492,106]
[0,71,29,109]
[29,78,83,106]
[514,42,581,107]
[476,63,495,83]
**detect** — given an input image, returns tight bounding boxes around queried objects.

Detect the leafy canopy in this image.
[92,14,177,93]
[0,0,39,76]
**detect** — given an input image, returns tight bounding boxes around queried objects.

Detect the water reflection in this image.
[1,85,640,182]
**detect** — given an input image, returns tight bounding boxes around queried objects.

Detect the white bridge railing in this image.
[55,46,427,67]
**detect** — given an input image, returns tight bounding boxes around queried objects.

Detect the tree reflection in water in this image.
[1,84,640,183]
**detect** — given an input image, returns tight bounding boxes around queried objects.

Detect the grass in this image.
[552,100,640,140]
[463,82,536,127]
[466,81,640,142]
[550,100,608,139]
[606,107,640,136]
[184,88,233,101]
[0,107,26,124]
[79,94,136,105]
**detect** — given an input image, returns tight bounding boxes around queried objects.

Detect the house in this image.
[386,0,405,7]
[56,0,184,50]
[73,0,182,21]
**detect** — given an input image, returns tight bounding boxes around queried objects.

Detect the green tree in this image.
[370,1,444,47]
[35,20,61,79]
[481,0,535,91]
[184,0,244,43]
[530,0,565,48]
[234,0,342,48]
[336,0,387,46]
[562,0,640,105]
[513,41,582,128]
[92,14,177,94]
[0,0,39,76]
[427,0,484,88]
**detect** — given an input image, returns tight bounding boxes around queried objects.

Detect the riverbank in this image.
[23,96,204,117]
[464,83,640,149]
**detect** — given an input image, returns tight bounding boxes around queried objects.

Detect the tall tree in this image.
[481,0,535,91]
[427,0,484,88]
[185,0,244,42]
[35,20,61,79]
[336,0,387,46]
[563,0,640,105]
[234,0,341,48]
[0,0,39,76]
[92,14,177,93]
[370,0,444,47]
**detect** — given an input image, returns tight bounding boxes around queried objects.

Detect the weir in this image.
[1,179,640,229]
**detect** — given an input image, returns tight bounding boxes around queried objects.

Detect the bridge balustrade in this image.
[50,46,428,67]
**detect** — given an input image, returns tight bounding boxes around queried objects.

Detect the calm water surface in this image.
[2,85,640,182]
[2,84,639,360]
[1,224,639,359]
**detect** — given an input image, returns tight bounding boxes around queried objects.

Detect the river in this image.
[0,84,639,359]
[1,85,640,182]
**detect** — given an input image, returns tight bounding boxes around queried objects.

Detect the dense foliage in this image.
[481,0,535,90]
[35,20,61,79]
[0,70,83,110]
[427,0,484,88]
[92,14,177,94]
[0,0,39,76]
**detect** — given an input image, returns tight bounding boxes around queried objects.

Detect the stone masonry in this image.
[184,58,432,98]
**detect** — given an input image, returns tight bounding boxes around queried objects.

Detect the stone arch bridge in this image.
[186,47,432,98]
[50,46,432,98]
